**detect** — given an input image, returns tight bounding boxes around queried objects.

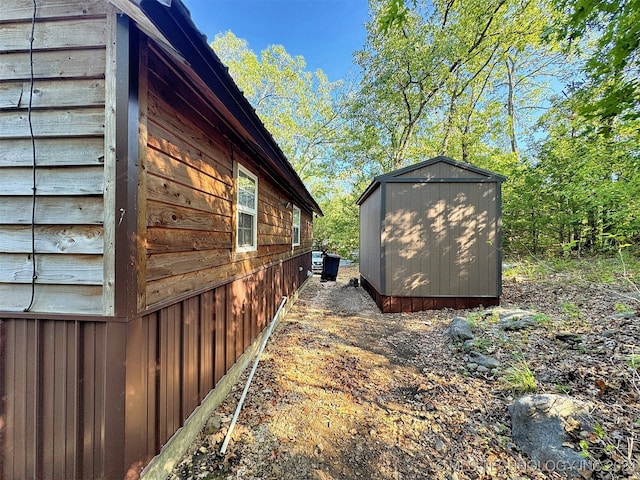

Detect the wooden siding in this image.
[0,253,309,480]
[358,185,382,292]
[0,2,108,314]
[383,181,499,297]
[142,42,313,308]
[395,161,480,179]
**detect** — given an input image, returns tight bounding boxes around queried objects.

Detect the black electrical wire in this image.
[24,0,38,312]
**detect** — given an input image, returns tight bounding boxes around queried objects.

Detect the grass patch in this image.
[625,354,640,370]
[500,357,536,393]
[503,253,640,286]
[467,337,492,353]
[560,302,583,321]
[532,313,552,327]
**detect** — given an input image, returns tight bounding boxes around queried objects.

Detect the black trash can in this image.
[321,254,340,281]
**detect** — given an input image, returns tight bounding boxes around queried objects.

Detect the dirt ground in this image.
[171,265,640,480]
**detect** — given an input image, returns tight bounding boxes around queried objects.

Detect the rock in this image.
[463,339,475,351]
[606,312,637,320]
[469,351,501,369]
[509,394,592,478]
[435,439,447,453]
[601,330,617,338]
[495,308,540,330]
[476,365,489,373]
[445,317,474,341]
[466,362,478,371]
[555,333,582,344]
[203,415,222,435]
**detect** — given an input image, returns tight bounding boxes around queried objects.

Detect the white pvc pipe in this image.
[220,296,288,454]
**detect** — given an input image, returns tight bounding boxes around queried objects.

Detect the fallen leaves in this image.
[171,266,640,480]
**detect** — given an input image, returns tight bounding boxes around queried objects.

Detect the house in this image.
[0,0,321,478]
[357,156,505,313]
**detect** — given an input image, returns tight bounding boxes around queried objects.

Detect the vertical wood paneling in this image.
[125,315,149,473]
[225,283,236,370]
[81,322,96,478]
[242,278,250,351]
[1,254,309,480]
[214,287,226,384]
[384,179,500,298]
[199,291,214,399]
[182,297,199,421]
[146,314,158,455]
[101,322,127,479]
[360,186,382,291]
[158,304,181,447]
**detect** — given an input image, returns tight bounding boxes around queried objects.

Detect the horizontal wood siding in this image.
[143,43,313,308]
[0,1,108,314]
[384,181,499,297]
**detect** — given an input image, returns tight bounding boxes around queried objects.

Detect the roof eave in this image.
[135,0,323,216]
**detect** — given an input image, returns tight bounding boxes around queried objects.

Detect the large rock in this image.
[444,317,474,341]
[496,308,540,331]
[468,351,500,370]
[509,394,592,478]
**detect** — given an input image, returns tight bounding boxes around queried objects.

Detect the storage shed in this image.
[357,156,505,313]
[0,1,321,478]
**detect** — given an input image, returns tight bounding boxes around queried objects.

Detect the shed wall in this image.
[384,181,499,297]
[358,185,382,291]
[0,1,109,314]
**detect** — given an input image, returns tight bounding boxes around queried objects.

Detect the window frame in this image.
[292,205,301,247]
[236,164,258,253]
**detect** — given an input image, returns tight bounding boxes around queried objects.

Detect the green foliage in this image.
[504,254,640,288]
[207,5,640,263]
[468,337,492,353]
[615,303,634,313]
[555,383,572,394]
[551,0,640,124]
[500,356,537,393]
[516,98,640,256]
[560,302,583,321]
[346,0,562,175]
[533,313,552,327]
[312,192,359,258]
[210,32,348,184]
[625,354,640,370]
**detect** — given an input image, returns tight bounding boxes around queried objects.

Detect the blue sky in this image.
[180,0,371,81]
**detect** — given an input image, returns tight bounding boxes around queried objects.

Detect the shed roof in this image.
[114,0,322,216]
[356,156,507,205]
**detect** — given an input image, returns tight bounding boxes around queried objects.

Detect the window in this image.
[292,206,301,246]
[236,165,258,252]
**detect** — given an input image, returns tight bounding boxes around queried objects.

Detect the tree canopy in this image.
[210,0,640,258]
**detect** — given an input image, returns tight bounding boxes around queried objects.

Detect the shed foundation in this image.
[361,276,499,313]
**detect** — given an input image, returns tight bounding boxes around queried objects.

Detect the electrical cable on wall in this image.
[24,0,38,312]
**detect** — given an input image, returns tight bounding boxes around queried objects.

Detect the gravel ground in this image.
[171,264,640,480]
